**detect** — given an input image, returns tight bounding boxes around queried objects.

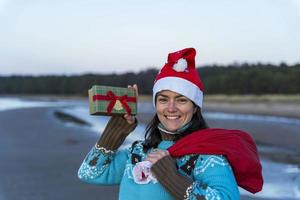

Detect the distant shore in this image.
[3,93,300,119]
[203,101,300,119]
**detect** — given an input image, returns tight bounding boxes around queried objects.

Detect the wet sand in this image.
[0,107,118,200]
[0,105,299,200]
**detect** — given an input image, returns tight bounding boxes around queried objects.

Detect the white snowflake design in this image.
[194,156,229,175]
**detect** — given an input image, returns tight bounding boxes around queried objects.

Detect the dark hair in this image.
[143,106,208,150]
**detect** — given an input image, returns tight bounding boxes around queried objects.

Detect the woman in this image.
[78,48,263,200]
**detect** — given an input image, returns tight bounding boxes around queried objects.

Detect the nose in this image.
[167,101,177,112]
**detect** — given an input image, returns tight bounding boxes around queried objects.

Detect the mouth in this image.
[165,115,180,120]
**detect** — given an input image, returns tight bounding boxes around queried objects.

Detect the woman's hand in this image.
[146,149,170,165]
[123,84,138,124]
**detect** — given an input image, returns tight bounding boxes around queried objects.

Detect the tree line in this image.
[0,63,299,95]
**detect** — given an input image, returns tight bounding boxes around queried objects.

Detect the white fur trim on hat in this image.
[153,77,203,108]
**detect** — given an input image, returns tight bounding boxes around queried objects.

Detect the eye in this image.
[177,97,188,104]
[157,97,168,104]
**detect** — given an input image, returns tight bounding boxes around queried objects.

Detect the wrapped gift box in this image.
[88,85,137,116]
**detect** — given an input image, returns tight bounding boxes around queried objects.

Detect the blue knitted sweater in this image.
[78,139,240,199]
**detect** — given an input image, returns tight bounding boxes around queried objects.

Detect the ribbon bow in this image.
[93,90,136,115]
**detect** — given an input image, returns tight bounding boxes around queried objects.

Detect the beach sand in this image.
[0,103,299,200]
[0,107,119,200]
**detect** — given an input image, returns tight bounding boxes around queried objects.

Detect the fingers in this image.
[146,149,169,164]
[133,84,138,97]
[128,84,139,97]
[125,84,138,124]
[124,113,135,124]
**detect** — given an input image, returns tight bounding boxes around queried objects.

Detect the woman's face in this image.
[155,90,196,132]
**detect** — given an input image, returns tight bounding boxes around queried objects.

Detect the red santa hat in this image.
[153,48,205,108]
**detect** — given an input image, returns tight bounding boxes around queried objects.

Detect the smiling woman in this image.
[78,48,263,200]
[156,91,196,132]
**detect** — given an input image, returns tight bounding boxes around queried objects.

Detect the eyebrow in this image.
[157,93,185,98]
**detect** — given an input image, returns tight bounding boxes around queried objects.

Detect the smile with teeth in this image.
[165,115,180,120]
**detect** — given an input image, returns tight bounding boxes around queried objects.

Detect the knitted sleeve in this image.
[96,116,137,150]
[151,155,240,200]
[151,156,193,199]
[78,116,137,185]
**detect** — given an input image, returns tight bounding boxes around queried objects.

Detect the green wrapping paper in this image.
[88,85,137,116]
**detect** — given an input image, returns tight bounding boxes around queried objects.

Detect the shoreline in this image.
[2,94,300,119]
[203,102,300,119]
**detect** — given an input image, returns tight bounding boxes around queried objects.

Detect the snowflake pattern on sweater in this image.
[78,140,240,200]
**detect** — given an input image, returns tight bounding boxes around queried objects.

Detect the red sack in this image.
[168,128,263,193]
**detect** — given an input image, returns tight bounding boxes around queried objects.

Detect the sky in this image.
[0,0,299,75]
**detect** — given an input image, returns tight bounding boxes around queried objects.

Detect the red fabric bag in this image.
[167,128,263,193]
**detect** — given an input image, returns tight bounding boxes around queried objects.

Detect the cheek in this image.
[182,108,195,121]
[156,110,165,122]
[155,104,164,115]
[186,112,194,121]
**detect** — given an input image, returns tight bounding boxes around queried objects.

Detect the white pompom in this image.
[173,58,188,72]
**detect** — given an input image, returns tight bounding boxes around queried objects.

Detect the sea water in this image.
[0,97,299,199]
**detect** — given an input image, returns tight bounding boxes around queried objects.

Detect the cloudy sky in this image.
[0,0,299,75]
